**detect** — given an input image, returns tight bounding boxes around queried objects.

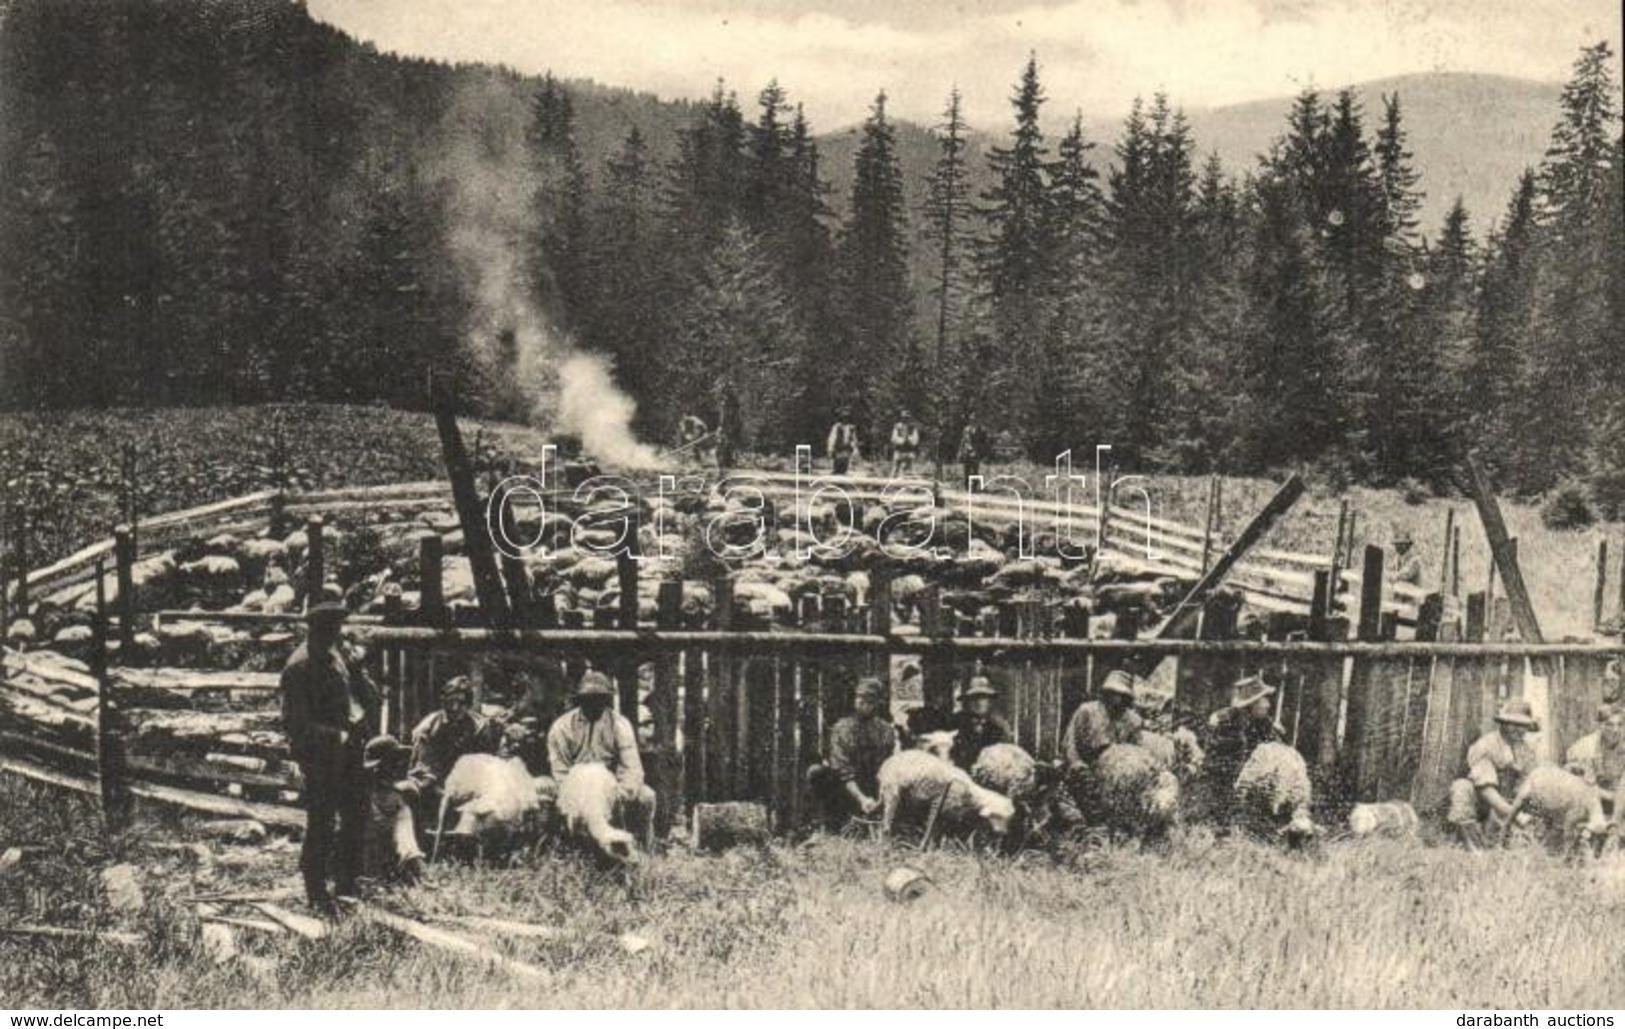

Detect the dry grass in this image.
[6,778,1625,1009]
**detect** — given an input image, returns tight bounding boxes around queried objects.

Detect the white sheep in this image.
[1233,741,1317,848]
[915,729,958,761]
[1094,743,1181,844]
[556,762,641,865]
[970,743,1039,802]
[1140,727,1205,784]
[1503,764,1611,860]
[432,753,547,863]
[1347,800,1420,839]
[877,749,1015,843]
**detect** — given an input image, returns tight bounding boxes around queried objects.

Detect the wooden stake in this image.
[1438,508,1455,591]
[305,515,325,606]
[1596,539,1610,633]
[92,556,130,831]
[1451,525,1462,598]
[114,524,136,654]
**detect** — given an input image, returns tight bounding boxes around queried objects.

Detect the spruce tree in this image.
[833,91,915,431]
[977,53,1055,456]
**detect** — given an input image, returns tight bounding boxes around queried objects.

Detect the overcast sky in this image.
[307,0,1623,129]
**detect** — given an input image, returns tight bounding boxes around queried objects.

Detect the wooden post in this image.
[1200,475,1219,575]
[1438,509,1454,591]
[305,515,325,606]
[1464,591,1487,642]
[418,534,445,625]
[710,576,736,797]
[1451,525,1461,598]
[1340,545,1386,797]
[1328,499,1349,616]
[650,581,682,837]
[1357,544,1385,642]
[92,557,130,831]
[1465,454,1543,646]
[113,524,136,654]
[615,548,640,720]
[869,569,892,638]
[1617,541,1625,627]
[918,585,955,715]
[1415,593,1445,642]
[1595,539,1609,632]
[13,507,27,617]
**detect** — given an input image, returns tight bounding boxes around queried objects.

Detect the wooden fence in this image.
[3,472,1426,637]
[11,610,1615,839]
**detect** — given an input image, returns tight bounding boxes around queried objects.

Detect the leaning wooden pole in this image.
[93,555,131,831]
[1150,472,1307,641]
[431,387,511,629]
[1464,453,1543,645]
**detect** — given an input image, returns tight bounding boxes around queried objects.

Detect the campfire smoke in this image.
[431,77,657,470]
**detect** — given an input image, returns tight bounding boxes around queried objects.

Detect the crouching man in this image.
[1566,703,1625,824]
[546,671,655,847]
[1446,698,1539,850]
[361,735,427,886]
[398,676,497,841]
[807,678,898,831]
[1061,669,1144,822]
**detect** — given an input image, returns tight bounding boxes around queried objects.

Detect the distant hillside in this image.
[1182,73,1562,235]
[815,73,1561,240]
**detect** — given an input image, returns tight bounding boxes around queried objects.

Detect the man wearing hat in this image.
[400,675,497,825]
[1566,702,1624,822]
[1445,698,1540,850]
[826,408,861,476]
[1061,669,1145,818]
[1203,675,1286,824]
[889,410,921,478]
[1392,529,1422,587]
[948,676,1010,770]
[546,670,655,841]
[280,597,379,915]
[806,678,898,830]
[361,735,427,886]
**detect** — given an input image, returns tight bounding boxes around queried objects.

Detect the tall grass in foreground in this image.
[5,780,1625,1009]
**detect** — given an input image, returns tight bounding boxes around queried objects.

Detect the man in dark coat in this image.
[807,678,898,830]
[948,676,1011,770]
[280,599,380,915]
[1203,675,1286,827]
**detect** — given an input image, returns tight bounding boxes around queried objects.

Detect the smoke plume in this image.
[429,74,658,470]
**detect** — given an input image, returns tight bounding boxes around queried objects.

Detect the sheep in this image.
[914,730,958,761]
[1093,743,1181,845]
[432,753,548,864]
[1233,742,1317,848]
[1140,727,1205,784]
[971,742,1079,845]
[1347,801,1420,840]
[877,749,1015,844]
[1502,764,1612,860]
[556,762,641,865]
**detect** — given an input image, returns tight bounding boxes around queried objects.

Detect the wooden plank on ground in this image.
[127,779,304,829]
[363,904,551,983]
[251,903,327,940]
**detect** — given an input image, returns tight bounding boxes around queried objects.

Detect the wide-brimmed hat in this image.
[575,671,615,699]
[899,662,922,680]
[961,676,998,700]
[1100,669,1137,699]
[362,734,410,772]
[305,600,349,625]
[1494,698,1540,730]
[1230,674,1276,709]
[439,675,474,703]
[854,677,885,702]
[1393,529,1413,547]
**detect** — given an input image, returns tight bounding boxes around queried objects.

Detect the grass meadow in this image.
[5,777,1625,1010]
